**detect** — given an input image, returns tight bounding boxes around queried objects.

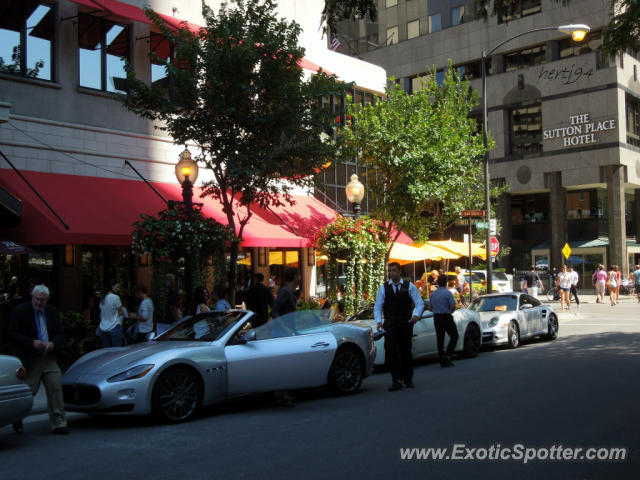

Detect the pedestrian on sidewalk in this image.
[97,280,125,348]
[429,274,458,368]
[246,273,273,328]
[374,262,424,391]
[522,266,544,298]
[593,265,607,303]
[8,284,69,435]
[568,266,580,309]
[127,284,154,343]
[633,265,640,303]
[556,265,572,310]
[607,266,618,306]
[614,265,622,304]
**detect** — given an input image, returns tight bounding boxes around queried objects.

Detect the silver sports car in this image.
[63,309,375,422]
[470,292,559,348]
[347,300,483,366]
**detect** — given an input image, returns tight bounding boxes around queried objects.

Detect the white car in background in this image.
[472,270,512,293]
[347,300,483,366]
[0,355,33,431]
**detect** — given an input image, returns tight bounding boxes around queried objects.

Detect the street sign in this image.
[461,209,486,218]
[562,243,571,259]
[463,233,470,244]
[489,218,497,235]
[476,221,488,229]
[490,236,500,257]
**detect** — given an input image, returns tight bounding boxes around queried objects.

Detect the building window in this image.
[509,102,542,157]
[385,0,398,7]
[451,6,464,26]
[627,94,640,148]
[499,0,541,23]
[0,1,54,80]
[504,44,546,72]
[78,14,130,92]
[559,30,602,59]
[386,26,398,45]
[407,19,420,40]
[428,14,441,33]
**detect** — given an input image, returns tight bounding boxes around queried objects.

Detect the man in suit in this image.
[246,273,274,328]
[374,262,425,391]
[9,284,68,435]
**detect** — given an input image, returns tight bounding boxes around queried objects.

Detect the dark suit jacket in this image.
[246,282,274,327]
[9,302,65,367]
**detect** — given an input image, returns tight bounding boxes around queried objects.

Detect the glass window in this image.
[509,102,542,157]
[407,19,420,39]
[559,30,602,59]
[428,14,441,33]
[385,0,398,7]
[79,14,130,92]
[626,93,640,148]
[0,0,54,80]
[451,6,464,26]
[504,45,546,71]
[499,0,541,22]
[386,26,398,45]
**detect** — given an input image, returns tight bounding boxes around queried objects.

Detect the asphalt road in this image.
[2,295,639,480]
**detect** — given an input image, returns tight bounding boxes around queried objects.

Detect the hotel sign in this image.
[543,113,616,147]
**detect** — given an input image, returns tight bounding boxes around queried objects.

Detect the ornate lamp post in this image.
[175,147,199,311]
[345,173,365,218]
[481,23,589,293]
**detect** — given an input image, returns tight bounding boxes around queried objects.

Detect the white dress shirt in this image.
[374,279,425,325]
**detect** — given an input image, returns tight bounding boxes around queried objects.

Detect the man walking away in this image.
[246,273,274,328]
[374,262,424,391]
[429,274,459,368]
[633,265,640,303]
[522,266,544,298]
[568,266,581,309]
[9,284,69,435]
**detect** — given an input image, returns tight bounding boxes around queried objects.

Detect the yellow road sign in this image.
[562,243,571,259]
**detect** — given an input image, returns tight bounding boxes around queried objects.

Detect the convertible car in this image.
[347,300,483,366]
[62,309,375,423]
[470,292,559,348]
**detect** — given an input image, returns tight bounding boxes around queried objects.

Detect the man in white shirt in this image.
[128,284,154,343]
[568,266,580,308]
[374,262,424,391]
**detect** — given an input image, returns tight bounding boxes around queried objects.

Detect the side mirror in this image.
[236,330,256,344]
[147,332,156,341]
[521,303,533,310]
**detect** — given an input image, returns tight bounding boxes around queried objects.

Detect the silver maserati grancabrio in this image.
[63,309,375,423]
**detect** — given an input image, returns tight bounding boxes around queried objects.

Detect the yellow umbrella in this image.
[389,242,437,265]
[425,239,487,260]
[412,242,461,260]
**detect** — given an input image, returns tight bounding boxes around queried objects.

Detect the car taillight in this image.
[16,366,27,380]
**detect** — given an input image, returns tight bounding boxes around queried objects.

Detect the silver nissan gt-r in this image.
[63,309,375,423]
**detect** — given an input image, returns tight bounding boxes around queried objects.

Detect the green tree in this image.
[341,65,489,251]
[119,0,347,303]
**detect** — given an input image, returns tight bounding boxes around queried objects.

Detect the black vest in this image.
[383,282,413,324]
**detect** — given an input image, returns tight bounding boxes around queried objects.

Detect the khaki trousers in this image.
[26,354,67,431]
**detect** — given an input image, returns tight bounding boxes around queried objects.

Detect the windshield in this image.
[249,309,337,340]
[493,272,509,281]
[469,295,518,312]
[157,311,247,341]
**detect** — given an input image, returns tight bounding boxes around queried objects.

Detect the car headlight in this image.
[489,317,499,327]
[107,364,155,383]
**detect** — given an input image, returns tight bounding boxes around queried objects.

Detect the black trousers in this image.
[383,320,414,383]
[434,313,459,364]
[570,285,580,305]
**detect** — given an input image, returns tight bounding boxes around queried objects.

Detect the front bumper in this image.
[0,384,33,427]
[481,325,510,346]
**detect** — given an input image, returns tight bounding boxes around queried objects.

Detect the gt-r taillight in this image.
[16,366,27,380]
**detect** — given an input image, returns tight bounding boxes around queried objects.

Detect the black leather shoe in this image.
[53,426,69,435]
[12,420,23,434]
[446,358,455,367]
[404,381,415,389]
[388,382,403,392]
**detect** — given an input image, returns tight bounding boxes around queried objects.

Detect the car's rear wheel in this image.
[546,314,558,340]
[329,345,364,395]
[507,321,520,348]
[462,323,481,358]
[152,367,201,423]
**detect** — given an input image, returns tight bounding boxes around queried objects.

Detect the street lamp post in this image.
[345,173,365,218]
[175,147,199,311]
[481,24,589,294]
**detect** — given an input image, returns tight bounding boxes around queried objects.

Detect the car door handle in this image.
[310,342,330,348]
[412,334,418,337]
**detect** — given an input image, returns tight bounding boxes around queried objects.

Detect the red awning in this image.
[68,0,154,26]
[155,12,202,35]
[0,170,336,248]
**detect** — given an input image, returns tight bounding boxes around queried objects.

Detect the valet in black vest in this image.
[374,262,424,391]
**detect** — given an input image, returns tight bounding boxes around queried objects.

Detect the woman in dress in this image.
[556,265,572,311]
[607,266,618,306]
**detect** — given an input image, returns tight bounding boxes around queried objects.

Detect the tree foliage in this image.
[119,0,348,302]
[341,64,490,247]
[321,0,377,34]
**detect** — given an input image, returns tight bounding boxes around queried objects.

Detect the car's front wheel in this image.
[546,314,558,340]
[152,367,201,423]
[329,345,364,395]
[462,323,481,358]
[507,321,520,348]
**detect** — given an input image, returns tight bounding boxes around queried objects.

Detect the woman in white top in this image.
[98,281,124,348]
[194,286,210,315]
[556,265,572,311]
[607,267,618,306]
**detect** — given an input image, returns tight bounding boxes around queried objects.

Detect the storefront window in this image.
[0,0,54,80]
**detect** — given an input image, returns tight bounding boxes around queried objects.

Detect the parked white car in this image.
[0,355,33,430]
[347,300,483,366]
[472,270,512,293]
